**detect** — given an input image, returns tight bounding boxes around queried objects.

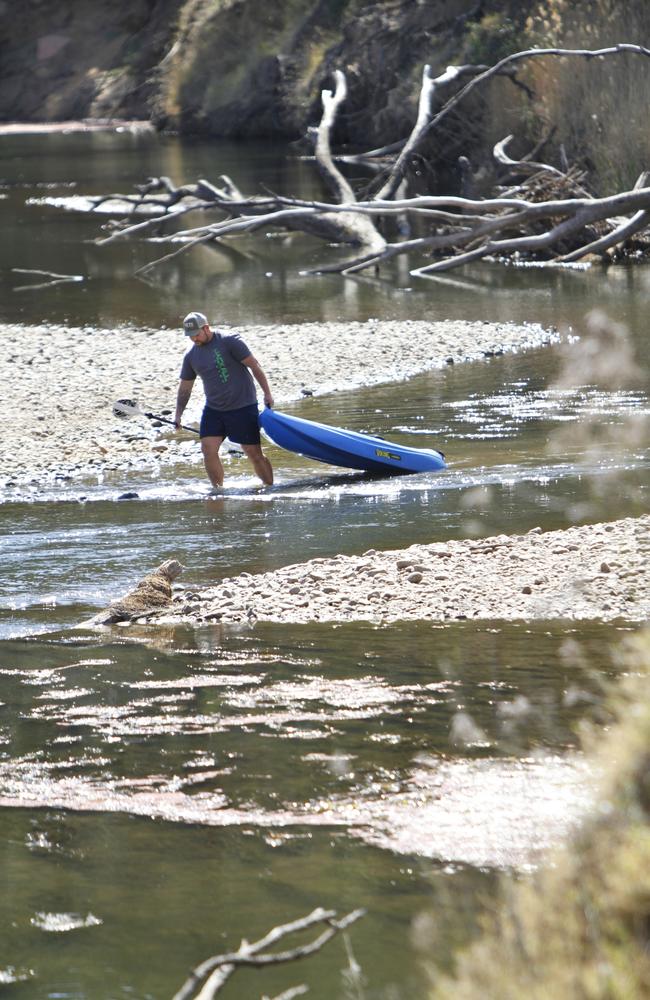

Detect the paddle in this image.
[112,398,199,434]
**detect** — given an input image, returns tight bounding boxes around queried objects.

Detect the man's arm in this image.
[242,355,274,408]
[175,378,195,427]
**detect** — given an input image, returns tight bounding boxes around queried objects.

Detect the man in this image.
[175,311,274,488]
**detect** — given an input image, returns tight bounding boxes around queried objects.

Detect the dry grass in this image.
[524,1,650,191]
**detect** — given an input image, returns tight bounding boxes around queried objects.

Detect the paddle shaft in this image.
[143,411,199,434]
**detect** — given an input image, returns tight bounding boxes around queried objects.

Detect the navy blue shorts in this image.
[200,403,261,445]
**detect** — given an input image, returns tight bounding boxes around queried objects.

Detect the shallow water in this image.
[0,619,623,997]
[1,129,649,997]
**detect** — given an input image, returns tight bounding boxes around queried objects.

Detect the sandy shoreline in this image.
[0,318,554,492]
[142,515,649,627]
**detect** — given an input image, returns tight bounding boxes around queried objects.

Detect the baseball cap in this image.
[183,311,208,335]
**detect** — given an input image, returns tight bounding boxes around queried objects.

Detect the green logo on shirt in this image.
[213,349,229,383]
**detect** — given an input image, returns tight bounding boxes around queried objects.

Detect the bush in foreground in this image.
[430,629,650,999]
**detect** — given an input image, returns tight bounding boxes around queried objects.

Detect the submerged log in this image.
[81,558,184,626]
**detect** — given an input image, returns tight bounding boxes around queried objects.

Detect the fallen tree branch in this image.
[493,134,585,188]
[56,45,650,277]
[128,181,650,276]
[410,185,650,275]
[556,171,650,262]
[173,907,365,1000]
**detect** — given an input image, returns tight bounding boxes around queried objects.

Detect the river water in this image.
[0,128,649,998]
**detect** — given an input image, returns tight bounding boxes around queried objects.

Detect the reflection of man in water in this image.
[174,311,274,488]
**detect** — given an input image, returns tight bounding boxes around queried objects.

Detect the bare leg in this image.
[201,436,225,488]
[242,443,274,485]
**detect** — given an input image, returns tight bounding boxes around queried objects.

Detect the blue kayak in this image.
[259,408,446,475]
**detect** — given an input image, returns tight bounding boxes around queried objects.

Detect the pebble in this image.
[157,516,649,627]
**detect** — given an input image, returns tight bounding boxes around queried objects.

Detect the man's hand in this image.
[243,356,274,410]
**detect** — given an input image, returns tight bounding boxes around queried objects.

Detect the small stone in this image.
[600,562,611,573]
[407,572,423,583]
[522,585,532,594]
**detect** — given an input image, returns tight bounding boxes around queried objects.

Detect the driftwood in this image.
[172,907,365,1000]
[83,44,650,279]
[11,267,84,292]
[81,558,184,626]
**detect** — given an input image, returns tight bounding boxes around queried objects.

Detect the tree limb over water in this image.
[87,44,650,279]
[172,907,365,1000]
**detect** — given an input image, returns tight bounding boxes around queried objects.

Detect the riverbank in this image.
[147,515,649,627]
[0,318,554,494]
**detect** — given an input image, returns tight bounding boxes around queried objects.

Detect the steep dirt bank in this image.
[0,0,510,141]
[0,0,180,122]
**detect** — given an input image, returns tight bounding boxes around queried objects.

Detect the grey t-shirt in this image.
[179,332,257,411]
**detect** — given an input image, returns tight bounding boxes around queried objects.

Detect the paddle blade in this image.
[113,398,141,420]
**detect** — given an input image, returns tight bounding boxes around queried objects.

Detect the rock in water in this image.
[81,559,184,626]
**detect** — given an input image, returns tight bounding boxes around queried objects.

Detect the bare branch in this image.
[315,70,356,203]
[410,185,650,275]
[493,134,574,184]
[555,171,650,262]
[173,907,365,1000]
[411,43,650,163]
[57,48,650,277]
[129,181,650,276]
[376,64,471,201]
[263,988,309,1000]
[11,267,84,292]
[134,233,219,276]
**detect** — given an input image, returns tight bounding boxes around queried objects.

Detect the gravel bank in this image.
[148,515,649,626]
[1,318,554,492]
